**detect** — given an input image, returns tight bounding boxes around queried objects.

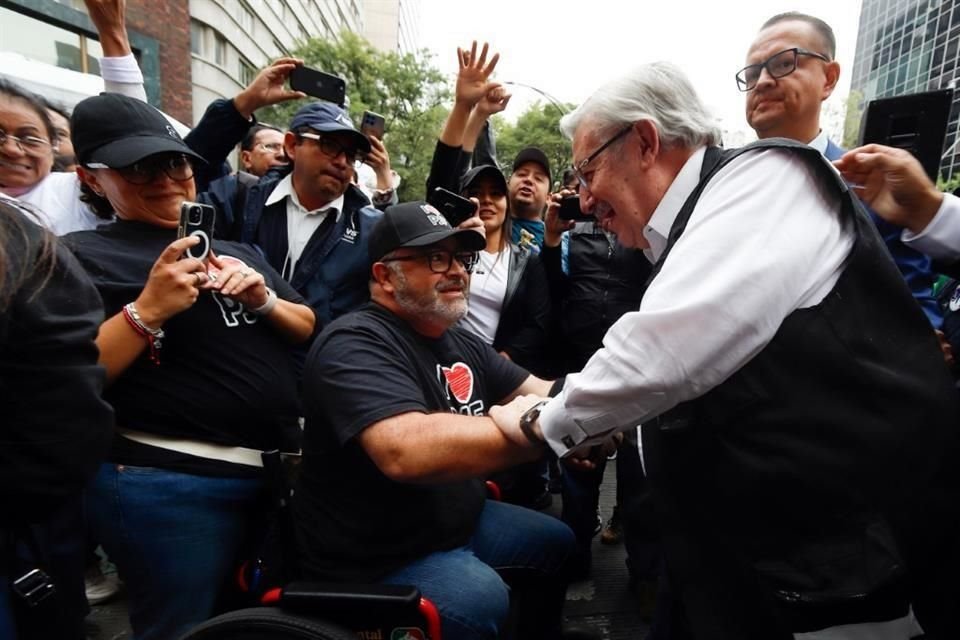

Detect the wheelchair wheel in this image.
[178,607,357,640]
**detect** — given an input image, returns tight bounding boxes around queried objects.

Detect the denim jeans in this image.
[86,464,263,640]
[380,499,575,640]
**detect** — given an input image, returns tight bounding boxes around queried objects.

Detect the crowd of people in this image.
[3,3,960,640]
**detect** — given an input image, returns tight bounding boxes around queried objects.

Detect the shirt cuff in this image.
[539,391,623,457]
[99,53,144,85]
[901,193,960,263]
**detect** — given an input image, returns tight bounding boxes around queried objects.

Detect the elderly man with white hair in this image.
[490,62,958,639]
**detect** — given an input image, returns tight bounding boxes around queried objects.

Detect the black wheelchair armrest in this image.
[280,581,421,619]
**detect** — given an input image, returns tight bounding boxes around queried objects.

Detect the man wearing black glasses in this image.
[218,101,384,328]
[741,12,943,328]
[489,58,957,639]
[292,201,583,640]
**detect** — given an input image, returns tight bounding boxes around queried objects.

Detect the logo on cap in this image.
[336,113,353,128]
[165,125,180,139]
[421,204,449,228]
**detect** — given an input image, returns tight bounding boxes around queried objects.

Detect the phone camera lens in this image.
[189,207,202,224]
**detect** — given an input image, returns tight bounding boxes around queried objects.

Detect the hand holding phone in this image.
[558,195,593,221]
[428,187,478,227]
[361,111,386,140]
[177,202,216,263]
[289,66,346,107]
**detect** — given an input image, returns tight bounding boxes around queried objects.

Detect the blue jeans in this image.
[380,499,575,640]
[86,464,263,640]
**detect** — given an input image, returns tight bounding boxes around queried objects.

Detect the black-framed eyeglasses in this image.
[573,125,632,190]
[0,129,55,155]
[736,47,831,92]
[86,154,194,185]
[381,250,479,274]
[297,132,364,163]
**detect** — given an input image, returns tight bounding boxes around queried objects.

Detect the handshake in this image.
[489,395,622,470]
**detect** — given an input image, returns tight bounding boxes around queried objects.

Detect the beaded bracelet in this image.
[122,302,164,365]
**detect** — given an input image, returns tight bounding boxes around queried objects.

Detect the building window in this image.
[214,34,228,67]
[190,20,205,55]
[0,7,102,75]
[236,0,255,34]
[239,57,256,86]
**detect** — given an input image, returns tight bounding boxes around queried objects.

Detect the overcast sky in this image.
[418,0,864,144]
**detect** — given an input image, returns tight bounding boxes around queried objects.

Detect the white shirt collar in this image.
[642,146,707,263]
[808,130,829,154]
[264,174,344,218]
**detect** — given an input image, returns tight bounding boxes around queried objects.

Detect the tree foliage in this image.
[258,31,450,201]
[492,102,575,188]
[842,90,865,149]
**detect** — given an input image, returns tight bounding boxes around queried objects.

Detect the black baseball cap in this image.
[512,147,552,183]
[288,102,371,153]
[460,164,508,193]
[369,201,485,263]
[72,93,205,168]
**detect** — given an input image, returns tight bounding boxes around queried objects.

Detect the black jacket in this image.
[0,202,113,526]
[492,246,551,376]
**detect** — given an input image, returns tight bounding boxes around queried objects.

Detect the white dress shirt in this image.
[902,192,960,263]
[265,174,343,276]
[539,146,854,456]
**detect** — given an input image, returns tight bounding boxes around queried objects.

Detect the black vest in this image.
[561,223,651,371]
[642,140,958,636]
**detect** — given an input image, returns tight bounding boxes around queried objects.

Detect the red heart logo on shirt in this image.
[441,363,475,404]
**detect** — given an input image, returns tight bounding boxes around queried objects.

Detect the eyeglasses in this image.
[736,47,831,92]
[0,129,55,155]
[256,142,284,153]
[381,250,479,274]
[297,132,364,163]
[573,125,632,190]
[87,154,194,185]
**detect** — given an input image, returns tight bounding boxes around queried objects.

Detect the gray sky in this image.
[418,0,863,144]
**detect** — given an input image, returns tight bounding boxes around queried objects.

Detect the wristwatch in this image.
[518,400,549,445]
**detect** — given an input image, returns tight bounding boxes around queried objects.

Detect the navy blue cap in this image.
[460,164,507,193]
[288,102,370,153]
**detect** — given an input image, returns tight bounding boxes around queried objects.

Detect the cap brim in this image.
[309,124,372,153]
[87,135,207,168]
[401,227,486,252]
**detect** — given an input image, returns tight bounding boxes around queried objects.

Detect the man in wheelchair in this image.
[291,202,577,640]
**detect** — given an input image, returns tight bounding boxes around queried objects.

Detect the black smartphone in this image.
[360,111,386,139]
[178,201,216,263]
[428,187,477,227]
[558,195,592,221]
[289,66,346,107]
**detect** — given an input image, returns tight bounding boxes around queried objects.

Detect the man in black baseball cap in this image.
[508,146,552,253]
[293,198,579,640]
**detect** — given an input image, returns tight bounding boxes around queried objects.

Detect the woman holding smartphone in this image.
[65,93,315,640]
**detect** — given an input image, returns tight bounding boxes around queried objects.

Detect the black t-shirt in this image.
[293,303,528,582]
[65,220,307,476]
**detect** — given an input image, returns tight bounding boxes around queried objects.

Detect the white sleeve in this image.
[100,54,147,101]
[539,149,854,456]
[901,193,960,263]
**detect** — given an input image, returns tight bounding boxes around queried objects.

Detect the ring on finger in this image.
[193,272,203,286]
[240,270,252,278]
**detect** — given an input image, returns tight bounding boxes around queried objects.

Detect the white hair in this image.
[559,61,721,149]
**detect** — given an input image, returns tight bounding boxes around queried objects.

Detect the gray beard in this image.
[392,268,468,325]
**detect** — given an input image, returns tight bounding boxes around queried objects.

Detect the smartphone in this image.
[558,195,593,221]
[289,66,346,107]
[428,187,477,227]
[178,201,216,263]
[360,111,385,139]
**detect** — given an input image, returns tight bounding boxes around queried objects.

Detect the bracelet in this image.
[122,302,164,365]
[251,287,278,316]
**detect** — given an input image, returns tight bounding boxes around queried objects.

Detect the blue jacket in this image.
[203,166,382,329]
[825,139,942,327]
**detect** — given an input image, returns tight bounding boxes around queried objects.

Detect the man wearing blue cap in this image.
[209,101,382,328]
